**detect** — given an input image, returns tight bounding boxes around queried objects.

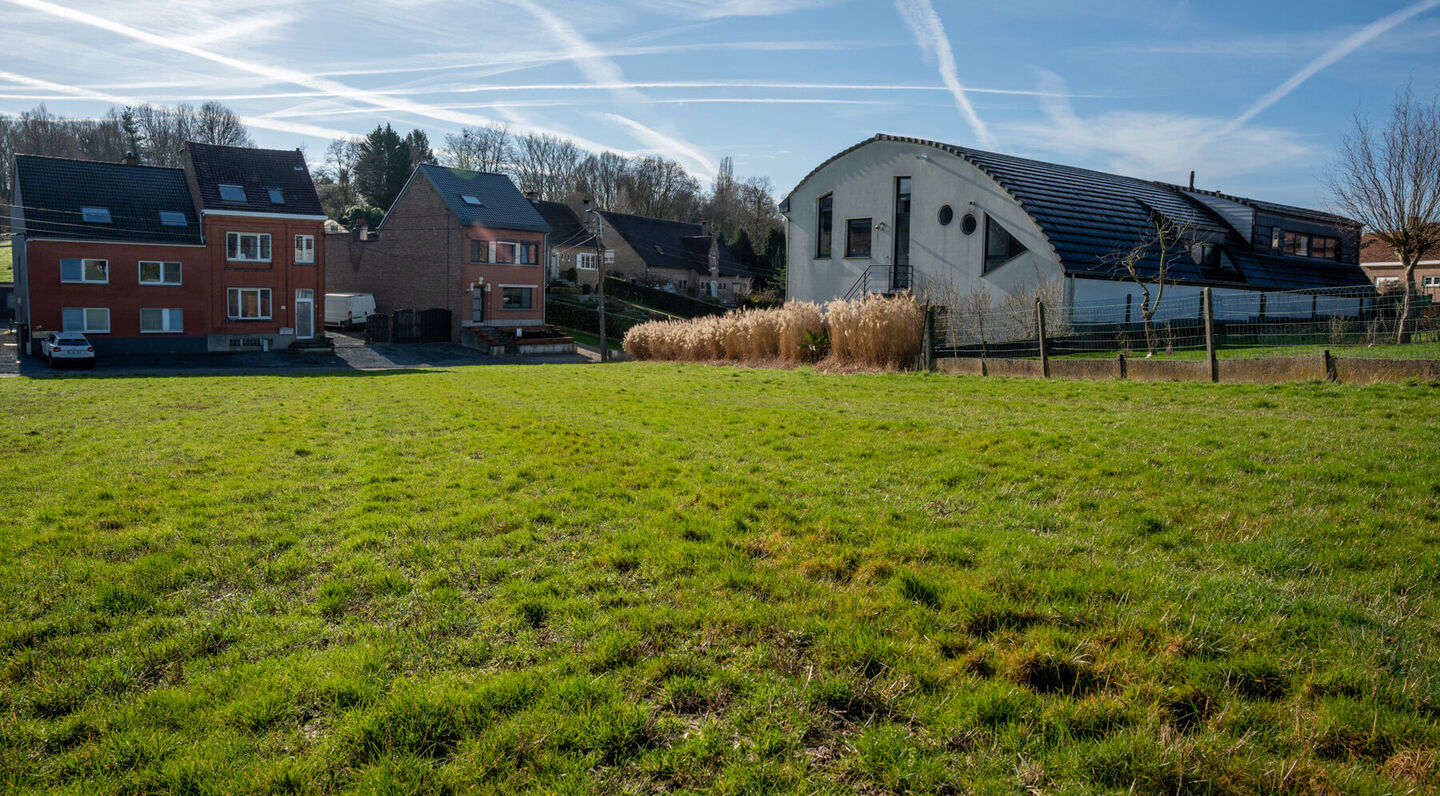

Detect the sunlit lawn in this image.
[1,365,1437,793]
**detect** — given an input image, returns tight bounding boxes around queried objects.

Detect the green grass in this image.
[553,327,624,350]
[2,366,1438,793]
[1052,340,1440,360]
[1,241,12,283]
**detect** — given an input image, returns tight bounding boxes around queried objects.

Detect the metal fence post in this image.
[1036,299,1049,378]
[923,305,936,371]
[1203,287,1217,383]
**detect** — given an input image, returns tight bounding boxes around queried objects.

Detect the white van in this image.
[325,293,376,330]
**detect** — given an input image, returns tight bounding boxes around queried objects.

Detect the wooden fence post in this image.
[923,306,936,371]
[1203,287,1217,383]
[1036,299,1050,378]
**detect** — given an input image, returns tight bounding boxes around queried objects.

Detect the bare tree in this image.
[576,150,631,210]
[191,102,254,148]
[443,124,513,173]
[1103,209,1195,357]
[511,132,583,200]
[1327,86,1440,343]
[622,156,702,219]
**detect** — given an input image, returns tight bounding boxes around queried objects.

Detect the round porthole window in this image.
[961,213,978,235]
[938,205,954,225]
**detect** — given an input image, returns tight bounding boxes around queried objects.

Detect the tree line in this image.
[312,124,785,290]
[0,103,253,202]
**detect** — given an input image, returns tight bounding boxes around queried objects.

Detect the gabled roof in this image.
[1360,230,1440,264]
[598,211,751,277]
[12,154,203,244]
[393,165,549,233]
[183,142,324,216]
[531,200,595,247]
[789,134,1369,291]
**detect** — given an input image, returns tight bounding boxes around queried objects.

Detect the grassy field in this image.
[1050,341,1440,361]
[1,365,1438,794]
[1,241,12,283]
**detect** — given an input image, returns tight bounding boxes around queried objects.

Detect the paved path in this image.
[1,330,595,377]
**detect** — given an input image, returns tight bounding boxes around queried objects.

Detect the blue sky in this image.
[2,0,1438,209]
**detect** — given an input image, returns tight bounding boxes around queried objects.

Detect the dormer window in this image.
[159,211,187,227]
[267,188,285,204]
[218,184,247,202]
[460,195,483,206]
[80,207,111,223]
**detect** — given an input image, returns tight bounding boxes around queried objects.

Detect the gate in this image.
[364,308,452,344]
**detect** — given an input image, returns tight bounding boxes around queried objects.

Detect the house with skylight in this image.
[8,143,327,355]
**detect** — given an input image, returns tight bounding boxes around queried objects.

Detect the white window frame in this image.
[294,234,315,264]
[139,308,184,334]
[138,260,182,286]
[494,241,519,264]
[227,287,273,320]
[1423,275,1440,288]
[62,307,110,334]
[60,258,109,284]
[498,284,536,310]
[576,252,598,271]
[227,232,272,263]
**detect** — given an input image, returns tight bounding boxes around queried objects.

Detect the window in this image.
[961,214,978,235]
[218,184,247,202]
[140,308,184,333]
[470,240,489,263]
[267,188,285,205]
[984,216,1027,271]
[1283,232,1309,258]
[294,235,315,264]
[494,241,518,264]
[576,252,598,270]
[1280,231,1341,261]
[1271,227,1283,253]
[227,287,272,320]
[139,261,182,285]
[1423,276,1440,288]
[159,211,187,227]
[501,287,534,309]
[893,177,911,267]
[1376,276,1400,288]
[938,205,954,225]
[845,218,872,258]
[80,206,112,223]
[60,258,108,283]
[61,307,110,333]
[460,194,484,206]
[816,194,833,258]
[226,232,272,262]
[1309,235,1340,260]
[520,242,539,265]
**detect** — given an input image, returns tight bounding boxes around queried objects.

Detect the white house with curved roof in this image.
[780,135,1369,320]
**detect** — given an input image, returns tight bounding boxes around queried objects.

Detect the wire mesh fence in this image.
[935,285,1440,360]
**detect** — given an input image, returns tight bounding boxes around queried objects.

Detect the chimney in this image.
[700,220,711,237]
[1188,170,1195,191]
[581,198,593,214]
[121,151,138,166]
[352,216,369,242]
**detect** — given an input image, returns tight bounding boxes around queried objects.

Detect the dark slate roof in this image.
[531,200,595,247]
[599,211,751,277]
[12,154,203,244]
[184,142,324,215]
[791,134,1370,291]
[398,165,549,233]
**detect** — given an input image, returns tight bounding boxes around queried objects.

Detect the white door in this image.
[295,289,314,339]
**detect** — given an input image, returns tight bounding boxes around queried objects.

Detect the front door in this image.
[295,289,314,339]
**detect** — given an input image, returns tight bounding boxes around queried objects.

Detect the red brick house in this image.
[1361,232,1440,298]
[9,153,209,354]
[182,142,327,351]
[326,165,558,349]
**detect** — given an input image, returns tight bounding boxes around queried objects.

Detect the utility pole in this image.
[585,202,608,362]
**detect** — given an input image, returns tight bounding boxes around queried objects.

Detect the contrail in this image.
[893,0,996,148]
[1,0,618,153]
[1216,0,1440,138]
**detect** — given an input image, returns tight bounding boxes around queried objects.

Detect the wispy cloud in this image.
[600,113,718,176]
[1,0,621,153]
[1006,69,1313,184]
[893,0,996,148]
[633,0,843,19]
[1216,0,1440,138]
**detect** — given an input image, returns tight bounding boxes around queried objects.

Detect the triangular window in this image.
[984,216,1027,271]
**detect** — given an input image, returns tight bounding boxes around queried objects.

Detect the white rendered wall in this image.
[784,139,1064,307]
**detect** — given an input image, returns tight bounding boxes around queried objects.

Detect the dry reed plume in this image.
[623,295,923,370]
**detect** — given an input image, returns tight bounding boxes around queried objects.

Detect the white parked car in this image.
[39,331,95,369]
[325,293,376,330]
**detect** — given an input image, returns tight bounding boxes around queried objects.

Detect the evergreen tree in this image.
[354,124,413,212]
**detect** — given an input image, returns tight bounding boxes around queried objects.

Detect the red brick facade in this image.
[203,214,326,343]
